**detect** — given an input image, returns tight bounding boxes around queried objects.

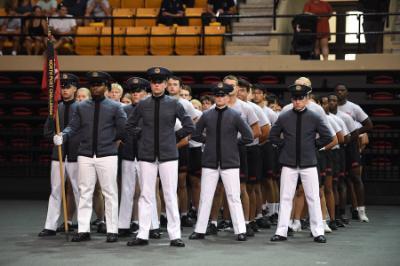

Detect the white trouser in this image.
[275,166,324,237]
[137,160,180,240]
[195,167,246,234]
[44,159,80,231]
[77,155,119,234]
[118,159,159,230]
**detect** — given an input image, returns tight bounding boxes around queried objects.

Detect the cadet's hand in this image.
[53,133,63,146]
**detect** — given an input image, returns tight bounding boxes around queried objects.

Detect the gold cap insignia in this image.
[93,72,98,77]
[296,85,302,91]
[133,78,139,84]
[62,74,68,79]
[217,82,223,88]
[154,68,161,74]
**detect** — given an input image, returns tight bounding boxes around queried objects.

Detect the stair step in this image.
[232,23,273,32]
[232,35,271,44]
[225,43,271,55]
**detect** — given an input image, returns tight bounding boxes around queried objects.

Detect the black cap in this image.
[288,84,311,97]
[86,71,112,84]
[126,77,150,92]
[60,73,79,88]
[146,67,172,82]
[212,82,234,96]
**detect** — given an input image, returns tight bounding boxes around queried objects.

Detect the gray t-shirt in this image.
[247,101,270,145]
[338,100,368,129]
[336,110,357,133]
[178,98,198,120]
[326,114,341,149]
[262,105,278,126]
[87,0,110,17]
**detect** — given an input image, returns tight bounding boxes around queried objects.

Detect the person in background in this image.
[121,93,132,105]
[24,5,47,55]
[180,85,192,101]
[62,0,88,25]
[108,83,124,103]
[200,95,214,111]
[303,0,333,60]
[49,4,76,51]
[191,99,202,110]
[76,87,91,101]
[0,5,21,56]
[16,0,33,16]
[158,0,187,26]
[36,0,57,16]
[84,0,111,26]
[202,0,236,28]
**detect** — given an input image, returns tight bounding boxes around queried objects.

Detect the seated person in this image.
[16,0,33,16]
[202,0,236,26]
[49,4,77,51]
[0,6,21,55]
[24,5,47,55]
[37,0,57,16]
[62,0,88,26]
[84,0,111,26]
[158,0,188,26]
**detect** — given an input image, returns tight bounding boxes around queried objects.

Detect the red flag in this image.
[42,40,61,119]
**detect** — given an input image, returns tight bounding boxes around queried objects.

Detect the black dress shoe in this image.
[236,233,247,241]
[187,208,197,220]
[97,222,107,234]
[181,215,194,227]
[170,239,185,247]
[71,232,91,242]
[107,233,118,242]
[314,235,327,243]
[130,222,139,232]
[270,235,287,242]
[328,220,338,230]
[38,229,56,237]
[287,227,294,237]
[246,224,255,237]
[56,223,74,232]
[189,232,205,240]
[335,219,345,228]
[256,217,271,229]
[249,221,259,232]
[149,229,161,239]
[127,237,149,246]
[351,208,359,220]
[160,215,168,227]
[206,223,218,235]
[118,229,132,237]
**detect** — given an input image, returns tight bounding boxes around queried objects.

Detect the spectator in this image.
[108,83,124,102]
[303,0,333,60]
[49,4,76,51]
[84,0,111,26]
[0,6,21,55]
[157,0,188,26]
[37,0,57,16]
[62,0,88,26]
[202,0,236,27]
[121,93,132,105]
[360,0,390,53]
[16,0,33,16]
[24,5,47,55]
[200,94,214,111]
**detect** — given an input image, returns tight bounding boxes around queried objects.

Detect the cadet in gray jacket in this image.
[54,71,127,243]
[126,67,194,248]
[39,73,81,237]
[269,84,333,244]
[189,82,253,242]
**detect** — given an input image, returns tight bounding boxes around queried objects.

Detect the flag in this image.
[42,39,61,120]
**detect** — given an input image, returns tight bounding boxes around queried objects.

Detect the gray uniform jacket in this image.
[192,106,254,169]
[119,103,138,161]
[269,107,333,168]
[44,100,80,162]
[126,94,194,162]
[62,97,127,158]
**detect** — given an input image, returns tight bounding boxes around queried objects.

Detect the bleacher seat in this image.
[99,27,125,55]
[135,8,159,26]
[38,107,49,116]
[75,26,101,55]
[0,92,5,100]
[12,107,33,116]
[150,26,175,55]
[203,26,225,55]
[145,0,162,8]
[181,75,196,84]
[0,76,12,85]
[17,76,38,85]
[113,8,136,27]
[185,8,204,26]
[371,108,395,117]
[175,26,201,55]
[370,92,394,100]
[11,92,33,100]
[108,0,121,8]
[11,138,31,148]
[202,75,221,84]
[194,0,208,8]
[257,75,279,84]
[121,0,144,8]
[125,26,151,55]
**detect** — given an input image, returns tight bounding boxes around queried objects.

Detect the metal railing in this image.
[0,12,399,55]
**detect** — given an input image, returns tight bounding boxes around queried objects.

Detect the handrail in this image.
[0,12,399,55]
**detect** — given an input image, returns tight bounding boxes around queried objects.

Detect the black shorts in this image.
[189,146,202,176]
[338,147,346,179]
[261,142,276,179]
[246,145,262,184]
[345,140,361,170]
[239,145,248,183]
[331,149,340,180]
[317,150,328,186]
[178,146,189,171]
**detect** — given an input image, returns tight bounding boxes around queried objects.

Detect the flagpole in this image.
[47,18,69,240]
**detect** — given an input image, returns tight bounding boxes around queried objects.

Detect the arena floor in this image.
[0,200,399,266]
